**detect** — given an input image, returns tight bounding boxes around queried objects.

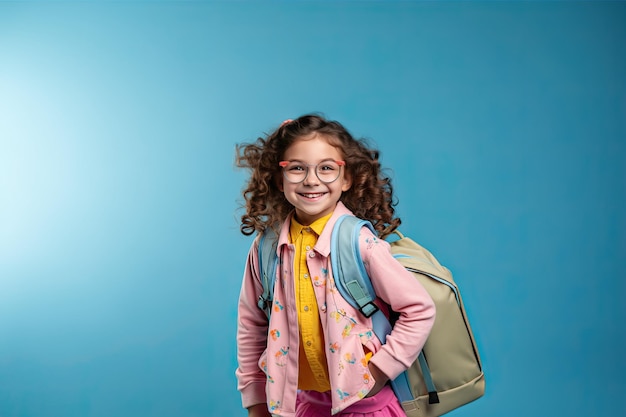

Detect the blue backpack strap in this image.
[257,228,279,318]
[331,215,380,318]
[331,215,392,342]
[387,352,438,404]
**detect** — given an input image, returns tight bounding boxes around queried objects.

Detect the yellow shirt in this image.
[290,214,332,392]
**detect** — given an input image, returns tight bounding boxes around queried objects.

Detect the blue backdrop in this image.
[1,1,624,416]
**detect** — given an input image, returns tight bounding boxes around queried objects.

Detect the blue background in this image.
[1,1,624,416]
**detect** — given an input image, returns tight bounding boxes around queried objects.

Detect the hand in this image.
[247,403,272,417]
[366,362,390,398]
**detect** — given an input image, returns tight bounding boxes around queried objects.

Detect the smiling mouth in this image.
[299,192,326,198]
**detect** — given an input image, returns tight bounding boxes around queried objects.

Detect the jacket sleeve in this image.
[235,237,269,409]
[361,228,436,381]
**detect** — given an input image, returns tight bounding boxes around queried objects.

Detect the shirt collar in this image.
[290,212,333,240]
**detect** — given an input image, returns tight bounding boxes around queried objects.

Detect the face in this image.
[279,134,352,225]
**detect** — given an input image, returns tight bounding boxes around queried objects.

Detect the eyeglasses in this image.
[279,159,346,184]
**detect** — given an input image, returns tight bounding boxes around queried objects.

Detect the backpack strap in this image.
[257,228,279,319]
[330,215,392,344]
[331,215,380,318]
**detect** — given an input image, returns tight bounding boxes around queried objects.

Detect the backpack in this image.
[256,214,485,417]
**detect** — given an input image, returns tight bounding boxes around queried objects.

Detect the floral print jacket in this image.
[236,202,436,416]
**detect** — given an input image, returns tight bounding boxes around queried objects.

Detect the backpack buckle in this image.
[359,301,379,318]
[258,296,271,315]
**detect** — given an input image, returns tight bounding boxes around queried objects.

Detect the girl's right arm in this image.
[236,238,270,411]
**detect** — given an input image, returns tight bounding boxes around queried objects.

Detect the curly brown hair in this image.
[235,114,401,238]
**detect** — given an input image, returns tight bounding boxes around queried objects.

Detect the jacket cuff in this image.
[241,381,267,409]
[369,348,409,381]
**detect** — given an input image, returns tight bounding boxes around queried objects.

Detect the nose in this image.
[302,167,320,186]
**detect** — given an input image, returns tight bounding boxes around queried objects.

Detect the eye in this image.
[319,162,338,171]
[288,164,306,172]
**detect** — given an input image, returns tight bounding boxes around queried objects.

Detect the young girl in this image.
[235,114,435,417]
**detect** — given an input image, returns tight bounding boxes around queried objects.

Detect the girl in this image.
[235,114,435,417]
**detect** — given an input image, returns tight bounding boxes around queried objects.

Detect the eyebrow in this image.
[282,158,340,164]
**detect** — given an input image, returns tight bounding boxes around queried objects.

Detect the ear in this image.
[341,172,352,192]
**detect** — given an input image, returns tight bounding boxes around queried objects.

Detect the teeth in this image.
[302,193,323,198]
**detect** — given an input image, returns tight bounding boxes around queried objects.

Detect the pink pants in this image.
[295,385,406,417]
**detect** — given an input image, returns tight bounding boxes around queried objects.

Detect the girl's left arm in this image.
[361,228,436,382]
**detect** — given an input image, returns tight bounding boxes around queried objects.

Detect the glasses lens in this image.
[282,162,307,183]
[315,161,341,183]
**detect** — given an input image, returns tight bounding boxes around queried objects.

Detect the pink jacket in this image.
[236,202,435,416]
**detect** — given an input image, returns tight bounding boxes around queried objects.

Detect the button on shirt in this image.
[289,214,332,392]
